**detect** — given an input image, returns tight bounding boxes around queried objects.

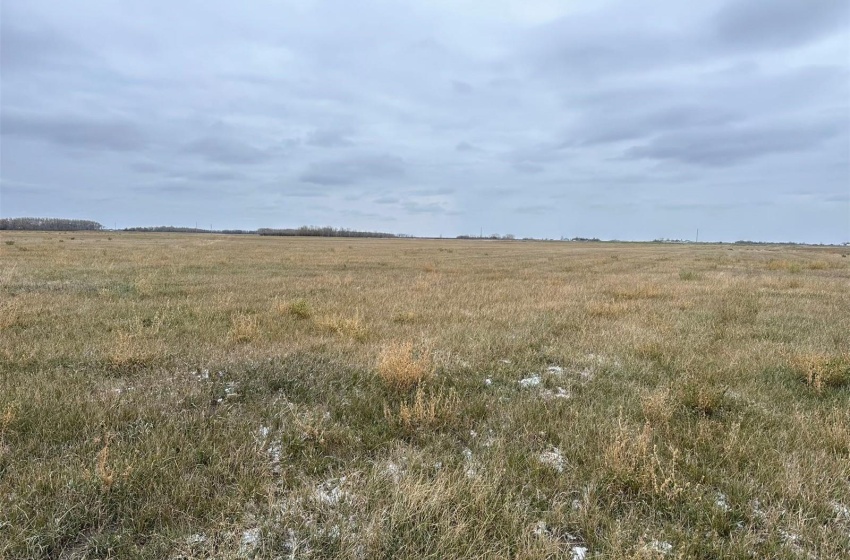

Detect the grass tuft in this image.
[376,341,432,392]
[791,353,850,393]
[287,298,312,319]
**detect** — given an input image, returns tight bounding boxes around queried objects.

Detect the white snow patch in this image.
[186,533,207,545]
[532,520,549,537]
[538,447,565,473]
[462,447,477,478]
[500,359,511,364]
[519,375,541,388]
[542,387,571,400]
[570,545,588,560]
[258,426,271,439]
[715,492,731,512]
[314,477,348,507]
[384,461,404,483]
[831,501,850,519]
[483,378,493,387]
[239,527,261,556]
[547,365,564,375]
[648,540,673,555]
[268,442,282,474]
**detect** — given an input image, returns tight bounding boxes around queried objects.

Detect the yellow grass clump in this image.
[377,341,433,391]
[791,353,850,393]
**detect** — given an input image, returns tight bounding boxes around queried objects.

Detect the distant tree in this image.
[0,217,103,231]
[257,226,398,238]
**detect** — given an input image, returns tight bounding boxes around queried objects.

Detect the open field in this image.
[1,232,849,559]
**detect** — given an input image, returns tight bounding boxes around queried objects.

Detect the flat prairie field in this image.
[1,232,849,559]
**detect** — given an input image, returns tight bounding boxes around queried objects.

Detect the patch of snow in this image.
[831,501,849,519]
[715,492,731,512]
[314,479,347,506]
[578,367,594,380]
[268,442,282,474]
[470,430,478,439]
[542,387,571,400]
[500,359,512,364]
[224,381,239,399]
[519,375,541,388]
[186,533,207,546]
[779,530,799,545]
[483,378,493,387]
[532,520,549,537]
[239,527,261,556]
[570,545,588,560]
[538,447,565,473]
[384,461,404,483]
[547,365,564,375]
[258,426,270,439]
[462,447,476,478]
[572,499,582,511]
[648,540,672,555]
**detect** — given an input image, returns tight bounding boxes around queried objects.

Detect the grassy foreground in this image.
[1,232,848,559]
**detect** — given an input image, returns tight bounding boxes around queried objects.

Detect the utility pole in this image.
[696,228,699,243]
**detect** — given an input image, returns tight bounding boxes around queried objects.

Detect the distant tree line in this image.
[456,233,516,240]
[123,226,255,234]
[0,217,103,231]
[257,226,398,238]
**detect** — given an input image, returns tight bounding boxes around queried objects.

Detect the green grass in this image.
[1,232,849,559]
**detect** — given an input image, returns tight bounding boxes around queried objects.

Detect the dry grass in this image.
[376,341,433,391]
[791,352,850,393]
[1,232,849,559]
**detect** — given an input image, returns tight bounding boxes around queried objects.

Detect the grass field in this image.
[1,232,849,559]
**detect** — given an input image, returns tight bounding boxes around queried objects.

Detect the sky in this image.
[1,0,849,242]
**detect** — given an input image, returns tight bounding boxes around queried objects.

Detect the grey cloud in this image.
[626,120,845,167]
[374,195,400,204]
[713,0,850,50]
[300,154,405,186]
[194,170,245,182]
[402,201,449,214]
[513,162,544,174]
[514,205,550,215]
[410,187,455,196]
[573,105,741,146]
[452,80,473,95]
[0,21,85,71]
[1,112,148,152]
[305,127,354,148]
[182,137,270,165]
[456,141,479,152]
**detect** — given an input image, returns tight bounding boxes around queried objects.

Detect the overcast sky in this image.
[2,0,848,242]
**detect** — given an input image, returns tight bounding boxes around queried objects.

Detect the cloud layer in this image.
[2,0,848,242]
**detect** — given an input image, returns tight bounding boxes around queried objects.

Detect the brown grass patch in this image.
[376,341,433,391]
[791,353,850,393]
